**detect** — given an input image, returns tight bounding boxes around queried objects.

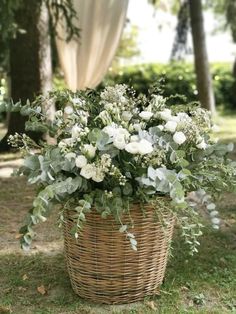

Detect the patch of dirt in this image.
[0,176,63,255]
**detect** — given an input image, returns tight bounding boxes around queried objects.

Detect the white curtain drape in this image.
[56,0,129,91]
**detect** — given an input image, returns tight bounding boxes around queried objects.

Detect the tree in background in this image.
[170,0,190,61]
[149,0,216,113]
[189,0,215,113]
[0,0,79,151]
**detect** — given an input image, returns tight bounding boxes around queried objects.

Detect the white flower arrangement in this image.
[6,84,236,254]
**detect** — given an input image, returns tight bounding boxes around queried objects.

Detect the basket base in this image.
[64,204,175,304]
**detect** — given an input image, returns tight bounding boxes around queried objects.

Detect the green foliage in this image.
[1,84,236,254]
[102,62,236,109]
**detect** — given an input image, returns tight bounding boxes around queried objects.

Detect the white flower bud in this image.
[64,106,73,115]
[122,111,132,121]
[210,210,219,217]
[197,140,207,150]
[207,203,216,210]
[173,132,186,145]
[211,217,220,225]
[83,144,96,159]
[139,111,153,120]
[71,125,81,139]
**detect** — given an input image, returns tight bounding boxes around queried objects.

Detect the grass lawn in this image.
[0,112,236,314]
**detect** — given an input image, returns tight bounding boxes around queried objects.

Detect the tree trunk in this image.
[0,0,53,152]
[189,0,215,114]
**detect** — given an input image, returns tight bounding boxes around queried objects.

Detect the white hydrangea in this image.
[83,144,97,159]
[75,155,87,168]
[173,132,186,145]
[164,121,177,133]
[139,111,153,120]
[80,164,96,179]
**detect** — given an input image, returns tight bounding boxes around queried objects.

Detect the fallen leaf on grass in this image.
[37,285,47,295]
[181,286,190,292]
[18,286,27,292]
[146,300,157,310]
[15,233,23,240]
[22,274,28,281]
[0,306,12,314]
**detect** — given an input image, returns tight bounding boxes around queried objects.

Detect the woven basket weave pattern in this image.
[64,204,175,304]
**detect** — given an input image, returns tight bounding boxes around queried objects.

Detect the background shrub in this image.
[101,62,236,109]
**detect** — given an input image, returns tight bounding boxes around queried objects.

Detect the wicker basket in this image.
[63,203,175,304]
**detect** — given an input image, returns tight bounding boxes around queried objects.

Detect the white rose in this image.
[80,164,96,179]
[75,155,87,168]
[113,135,126,150]
[92,170,105,183]
[103,125,118,138]
[122,111,132,121]
[125,142,140,154]
[164,121,177,133]
[139,111,153,120]
[173,132,186,145]
[71,125,81,139]
[159,109,172,121]
[116,128,130,139]
[64,106,73,115]
[196,140,207,149]
[83,144,96,159]
[65,152,76,161]
[138,139,153,155]
[130,135,139,142]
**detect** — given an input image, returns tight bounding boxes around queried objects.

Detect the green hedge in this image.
[101,62,236,109]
